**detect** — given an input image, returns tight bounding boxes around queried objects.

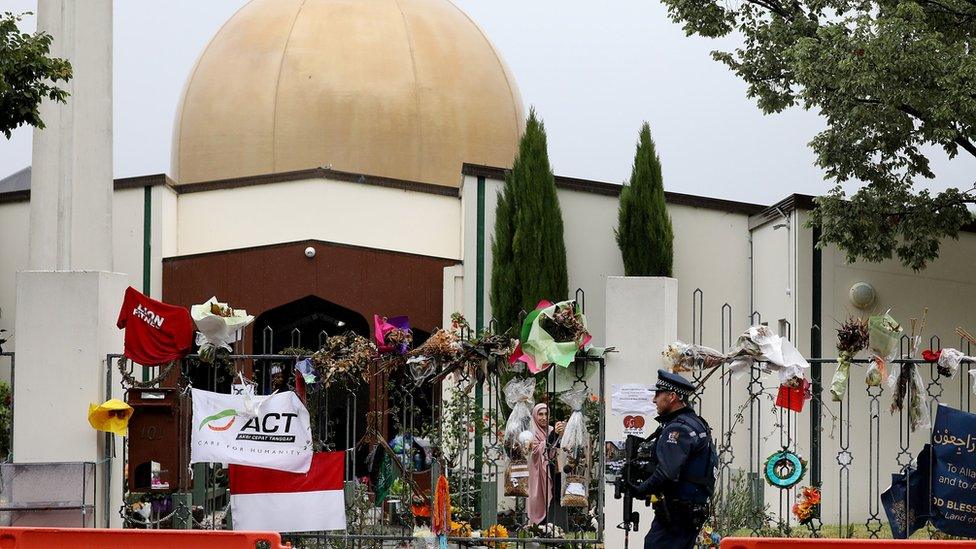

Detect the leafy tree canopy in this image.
[0,11,72,138]
[662,0,975,270]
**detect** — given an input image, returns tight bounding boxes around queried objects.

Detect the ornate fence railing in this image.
[688,287,976,540]
[100,286,976,544]
[107,313,607,548]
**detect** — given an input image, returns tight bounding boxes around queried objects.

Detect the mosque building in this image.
[1,0,976,532]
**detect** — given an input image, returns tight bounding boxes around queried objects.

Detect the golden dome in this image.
[171,0,524,187]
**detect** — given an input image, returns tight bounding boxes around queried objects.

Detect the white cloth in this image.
[730,326,810,383]
[191,388,312,473]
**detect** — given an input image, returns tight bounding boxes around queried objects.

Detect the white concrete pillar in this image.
[15,0,125,527]
[29,0,114,272]
[604,276,677,547]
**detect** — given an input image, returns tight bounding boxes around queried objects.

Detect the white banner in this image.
[191,388,313,473]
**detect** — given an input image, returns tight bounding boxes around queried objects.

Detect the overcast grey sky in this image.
[2,0,972,205]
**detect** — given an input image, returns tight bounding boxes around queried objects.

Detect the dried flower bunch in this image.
[891,363,926,431]
[831,316,870,400]
[310,331,377,387]
[409,328,462,363]
[384,327,412,348]
[662,342,726,372]
[836,316,869,357]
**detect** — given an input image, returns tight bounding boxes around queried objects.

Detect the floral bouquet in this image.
[527,522,564,539]
[511,300,602,374]
[792,486,821,524]
[450,520,472,537]
[698,525,721,548]
[728,325,810,384]
[869,313,902,385]
[191,297,254,363]
[374,314,412,355]
[412,526,436,549]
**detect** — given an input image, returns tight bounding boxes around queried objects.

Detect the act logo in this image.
[199,409,238,431]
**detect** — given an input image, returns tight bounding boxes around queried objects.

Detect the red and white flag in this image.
[229,451,346,532]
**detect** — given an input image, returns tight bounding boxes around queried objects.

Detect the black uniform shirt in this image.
[633,406,712,501]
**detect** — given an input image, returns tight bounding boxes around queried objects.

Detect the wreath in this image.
[764,450,807,489]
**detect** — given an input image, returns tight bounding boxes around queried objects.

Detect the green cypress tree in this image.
[615,122,674,276]
[491,109,569,332]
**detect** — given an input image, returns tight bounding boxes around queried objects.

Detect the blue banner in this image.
[931,404,976,537]
[880,444,930,538]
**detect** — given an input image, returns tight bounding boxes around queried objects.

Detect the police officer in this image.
[629,370,717,549]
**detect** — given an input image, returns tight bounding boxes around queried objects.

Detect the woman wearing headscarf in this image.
[527,403,565,525]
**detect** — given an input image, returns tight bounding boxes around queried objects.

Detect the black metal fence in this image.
[688,287,976,539]
[107,310,607,548]
[97,286,976,544]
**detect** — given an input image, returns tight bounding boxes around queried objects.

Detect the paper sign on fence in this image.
[611,383,655,416]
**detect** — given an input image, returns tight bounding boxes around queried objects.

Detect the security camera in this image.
[304,246,316,258]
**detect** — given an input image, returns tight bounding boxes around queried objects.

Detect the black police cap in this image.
[654,369,696,397]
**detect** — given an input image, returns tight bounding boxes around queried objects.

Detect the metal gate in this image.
[689,287,976,540]
[108,310,607,547]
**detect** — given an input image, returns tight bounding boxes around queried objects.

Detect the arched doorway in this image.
[252,296,372,474]
[252,295,370,354]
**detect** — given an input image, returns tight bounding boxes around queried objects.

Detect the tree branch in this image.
[847,97,976,159]
[896,104,976,158]
[915,0,976,20]
[744,0,790,18]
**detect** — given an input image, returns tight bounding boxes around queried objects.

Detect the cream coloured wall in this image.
[151,184,179,298]
[159,185,178,260]
[746,208,976,525]
[175,177,461,260]
[459,176,976,530]
[0,187,148,354]
[111,187,142,292]
[461,174,753,349]
[813,212,976,524]
[0,200,30,358]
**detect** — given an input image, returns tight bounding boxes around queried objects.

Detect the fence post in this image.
[810,225,823,489]
[474,174,487,526]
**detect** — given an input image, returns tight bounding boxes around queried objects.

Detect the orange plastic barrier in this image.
[0,527,291,548]
[722,538,975,548]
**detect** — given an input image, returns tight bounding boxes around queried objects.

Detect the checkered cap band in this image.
[656,379,694,396]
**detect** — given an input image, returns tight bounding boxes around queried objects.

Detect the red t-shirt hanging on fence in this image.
[116,286,194,365]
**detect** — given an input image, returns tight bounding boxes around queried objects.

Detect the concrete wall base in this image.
[13,270,128,527]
